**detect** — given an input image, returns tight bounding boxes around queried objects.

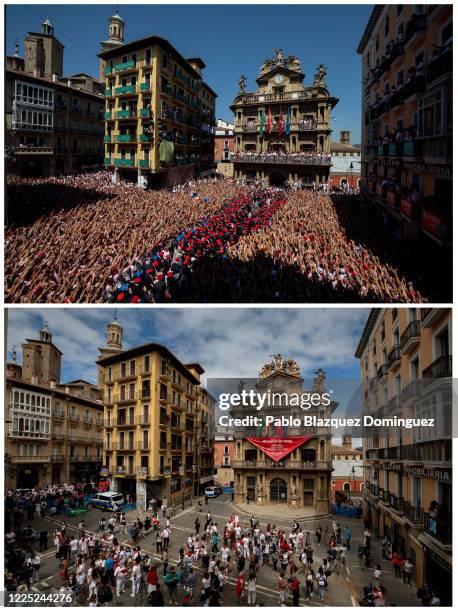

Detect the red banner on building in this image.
[246,436,312,462]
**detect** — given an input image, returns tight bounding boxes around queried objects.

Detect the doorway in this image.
[270,478,288,503]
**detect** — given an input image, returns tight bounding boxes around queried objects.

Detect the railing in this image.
[9,430,51,439]
[400,321,420,350]
[115,60,137,72]
[230,153,331,165]
[104,157,112,166]
[112,442,135,451]
[115,368,137,381]
[113,392,136,403]
[401,379,422,403]
[114,85,136,95]
[104,66,113,76]
[403,500,424,524]
[387,345,401,368]
[426,48,452,84]
[137,442,150,451]
[424,512,451,545]
[139,159,150,168]
[388,394,401,413]
[116,134,134,142]
[139,134,152,142]
[117,110,136,119]
[423,356,452,386]
[12,146,54,154]
[103,135,112,143]
[51,454,65,462]
[389,494,404,512]
[232,460,332,469]
[377,363,388,378]
[136,415,150,425]
[103,112,112,120]
[104,89,113,97]
[404,12,427,45]
[140,108,151,117]
[140,82,152,91]
[239,90,314,104]
[10,454,51,462]
[115,416,136,427]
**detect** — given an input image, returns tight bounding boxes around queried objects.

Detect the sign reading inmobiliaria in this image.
[246,436,312,462]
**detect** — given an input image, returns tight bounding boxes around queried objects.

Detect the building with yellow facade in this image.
[355,308,451,604]
[97,321,214,510]
[230,49,338,187]
[98,12,216,188]
[357,5,452,253]
[5,323,103,489]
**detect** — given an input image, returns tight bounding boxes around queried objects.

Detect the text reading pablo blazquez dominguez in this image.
[217,390,435,429]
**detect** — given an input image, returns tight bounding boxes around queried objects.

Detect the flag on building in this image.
[259,110,266,136]
[278,111,283,136]
[266,108,272,133]
[285,107,291,136]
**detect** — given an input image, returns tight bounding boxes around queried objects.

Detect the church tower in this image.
[97,313,123,387]
[21,321,62,386]
[99,11,126,79]
[24,17,64,78]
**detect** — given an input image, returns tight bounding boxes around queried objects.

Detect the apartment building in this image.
[355,308,452,604]
[98,12,216,188]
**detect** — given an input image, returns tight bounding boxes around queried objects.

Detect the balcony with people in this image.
[231,150,331,165]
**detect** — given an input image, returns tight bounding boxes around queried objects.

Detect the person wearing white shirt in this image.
[130,561,142,597]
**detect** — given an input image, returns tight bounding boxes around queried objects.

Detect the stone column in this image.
[136,479,147,512]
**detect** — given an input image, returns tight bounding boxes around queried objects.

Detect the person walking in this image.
[247,573,257,605]
[235,571,245,603]
[345,526,351,550]
[402,558,414,586]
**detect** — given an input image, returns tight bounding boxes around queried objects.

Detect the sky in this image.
[6,307,369,420]
[5,3,372,143]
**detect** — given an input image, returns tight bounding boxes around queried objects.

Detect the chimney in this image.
[33,68,38,78]
[52,73,57,82]
[67,79,72,87]
[31,375,38,385]
[50,381,56,390]
[340,130,350,145]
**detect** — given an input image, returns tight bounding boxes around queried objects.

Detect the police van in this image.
[89,491,124,511]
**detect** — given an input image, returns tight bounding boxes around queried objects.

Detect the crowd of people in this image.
[5,171,427,303]
[231,151,332,164]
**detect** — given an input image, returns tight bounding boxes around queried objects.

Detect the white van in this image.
[89,491,124,511]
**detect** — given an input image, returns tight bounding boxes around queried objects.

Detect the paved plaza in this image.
[13,494,420,607]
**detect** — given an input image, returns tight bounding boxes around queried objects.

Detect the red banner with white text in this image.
[246,436,312,462]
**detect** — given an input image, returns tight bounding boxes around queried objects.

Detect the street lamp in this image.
[349,465,356,500]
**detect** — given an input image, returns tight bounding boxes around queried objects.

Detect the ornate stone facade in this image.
[232,356,337,513]
[230,50,338,187]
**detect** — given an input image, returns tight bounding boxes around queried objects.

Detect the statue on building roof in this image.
[286,55,301,71]
[274,48,284,65]
[313,368,326,392]
[238,74,247,93]
[259,58,275,74]
[284,358,301,377]
[313,64,327,87]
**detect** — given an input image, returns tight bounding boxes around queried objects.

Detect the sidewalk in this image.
[332,516,420,606]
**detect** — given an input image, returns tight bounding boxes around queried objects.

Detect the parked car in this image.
[89,491,124,511]
[205,486,223,498]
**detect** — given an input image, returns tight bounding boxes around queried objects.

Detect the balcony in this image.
[113,416,135,427]
[401,379,422,404]
[114,158,135,167]
[103,135,112,143]
[140,108,151,117]
[421,309,446,328]
[115,368,137,381]
[388,394,401,414]
[12,145,54,155]
[389,494,404,512]
[423,355,452,387]
[424,512,451,545]
[136,415,150,426]
[377,363,388,379]
[115,60,137,73]
[230,153,331,166]
[403,139,422,157]
[139,134,152,142]
[104,89,113,97]
[403,500,424,525]
[378,487,390,504]
[69,414,80,423]
[232,459,332,470]
[113,393,136,404]
[103,112,112,120]
[104,157,113,166]
[137,441,150,451]
[175,91,189,104]
[116,134,134,142]
[404,12,427,46]
[10,454,51,463]
[9,430,50,440]
[427,49,452,85]
[139,159,150,168]
[104,66,113,76]
[51,454,65,462]
[117,110,137,119]
[140,82,152,92]
[387,345,401,369]
[400,320,420,353]
[114,85,136,96]
[112,441,135,451]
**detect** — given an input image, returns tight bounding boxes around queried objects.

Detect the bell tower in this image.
[97,313,123,387]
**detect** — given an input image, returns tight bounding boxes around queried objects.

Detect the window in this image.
[418,91,443,138]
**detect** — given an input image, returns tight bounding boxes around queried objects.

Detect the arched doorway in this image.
[270,478,288,503]
[340,178,348,188]
[269,172,286,187]
[17,467,39,489]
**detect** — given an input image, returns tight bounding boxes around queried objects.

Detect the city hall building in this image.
[232,356,337,513]
[230,50,338,187]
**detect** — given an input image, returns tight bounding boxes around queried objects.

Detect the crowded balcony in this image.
[114,84,136,96]
[230,151,331,165]
[404,12,427,46]
[115,60,137,73]
[424,512,452,545]
[117,109,137,119]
